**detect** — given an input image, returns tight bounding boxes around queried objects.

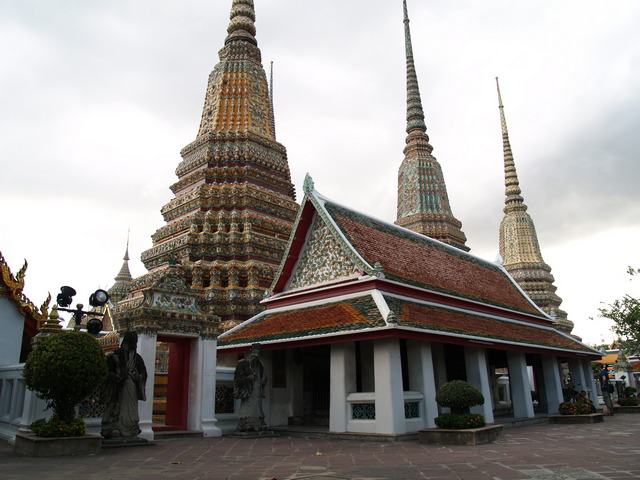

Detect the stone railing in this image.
[345,391,425,433]
[0,364,48,444]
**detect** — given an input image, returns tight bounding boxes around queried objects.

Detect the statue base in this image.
[232,430,279,439]
[102,437,154,448]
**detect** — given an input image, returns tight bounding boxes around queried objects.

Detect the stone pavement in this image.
[1,414,639,480]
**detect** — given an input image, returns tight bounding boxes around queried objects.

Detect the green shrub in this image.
[23,331,107,422]
[559,400,595,415]
[559,401,578,415]
[30,416,85,437]
[435,380,485,414]
[618,396,640,406]
[434,413,485,429]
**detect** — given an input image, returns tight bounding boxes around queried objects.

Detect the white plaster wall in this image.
[0,298,24,366]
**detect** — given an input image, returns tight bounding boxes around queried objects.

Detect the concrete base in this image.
[549,414,604,424]
[14,432,102,457]
[614,406,640,414]
[418,424,503,446]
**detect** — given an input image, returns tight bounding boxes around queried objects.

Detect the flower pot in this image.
[13,432,102,457]
[549,413,604,424]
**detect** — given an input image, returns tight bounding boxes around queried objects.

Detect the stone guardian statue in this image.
[101,331,147,439]
[234,343,267,432]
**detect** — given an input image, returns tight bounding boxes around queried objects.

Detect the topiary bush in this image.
[435,380,485,415]
[434,380,486,429]
[23,331,108,428]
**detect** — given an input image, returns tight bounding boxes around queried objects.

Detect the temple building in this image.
[111,0,298,439]
[216,1,600,437]
[495,78,574,335]
[102,0,598,439]
[217,175,599,435]
[0,253,46,364]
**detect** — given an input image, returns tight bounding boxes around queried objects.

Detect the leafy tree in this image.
[23,331,107,423]
[599,267,640,354]
[435,380,485,414]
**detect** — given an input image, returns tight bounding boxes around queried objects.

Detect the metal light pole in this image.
[56,286,110,335]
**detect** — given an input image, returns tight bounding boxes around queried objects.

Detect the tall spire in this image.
[196,0,279,141]
[108,231,133,305]
[130,0,299,332]
[396,0,468,252]
[268,60,276,140]
[225,0,257,46]
[496,78,574,335]
[403,0,428,138]
[497,78,526,215]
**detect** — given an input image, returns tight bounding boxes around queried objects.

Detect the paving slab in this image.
[0,414,638,480]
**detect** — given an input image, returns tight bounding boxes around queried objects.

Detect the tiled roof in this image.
[385,295,594,354]
[324,201,543,317]
[219,295,386,347]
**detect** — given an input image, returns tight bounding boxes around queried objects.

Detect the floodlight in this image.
[56,286,77,307]
[86,318,103,335]
[89,289,110,307]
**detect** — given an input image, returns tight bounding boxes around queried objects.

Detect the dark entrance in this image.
[153,336,191,431]
[294,345,330,426]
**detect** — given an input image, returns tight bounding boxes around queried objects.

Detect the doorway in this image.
[153,336,191,431]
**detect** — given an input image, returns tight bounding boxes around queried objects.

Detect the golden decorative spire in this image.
[496,78,574,334]
[225,0,257,46]
[396,0,468,252]
[196,0,273,139]
[38,305,63,335]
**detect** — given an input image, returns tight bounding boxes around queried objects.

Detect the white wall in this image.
[0,299,24,366]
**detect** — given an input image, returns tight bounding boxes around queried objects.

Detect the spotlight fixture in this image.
[89,289,110,307]
[56,286,77,308]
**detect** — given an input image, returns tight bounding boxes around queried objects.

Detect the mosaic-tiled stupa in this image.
[395,0,468,252]
[496,78,574,335]
[120,0,298,332]
[108,237,133,306]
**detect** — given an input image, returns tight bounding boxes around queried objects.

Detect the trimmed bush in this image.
[23,331,107,424]
[435,380,485,414]
[559,399,595,415]
[618,396,640,406]
[434,413,485,429]
[434,380,486,429]
[30,416,86,437]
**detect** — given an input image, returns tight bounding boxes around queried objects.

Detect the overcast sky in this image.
[1,0,639,346]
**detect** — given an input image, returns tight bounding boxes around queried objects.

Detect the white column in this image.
[137,332,157,441]
[507,350,534,418]
[200,337,221,437]
[541,355,564,414]
[329,342,356,432]
[407,341,438,428]
[373,338,405,435]
[567,358,587,394]
[464,346,494,423]
[582,360,599,406]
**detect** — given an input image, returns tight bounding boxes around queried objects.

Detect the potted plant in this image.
[15,330,108,456]
[616,386,640,411]
[551,390,603,424]
[419,380,502,445]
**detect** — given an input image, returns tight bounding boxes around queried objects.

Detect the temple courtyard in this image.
[1,414,638,480]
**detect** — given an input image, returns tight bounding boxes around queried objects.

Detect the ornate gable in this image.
[288,216,361,290]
